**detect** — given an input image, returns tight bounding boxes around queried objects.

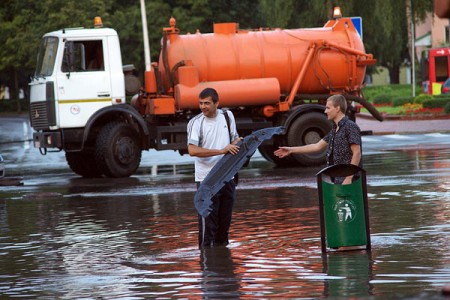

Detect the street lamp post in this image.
[140,0,151,72]
[412,19,416,97]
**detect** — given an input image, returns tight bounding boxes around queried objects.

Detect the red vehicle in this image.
[421,47,450,94]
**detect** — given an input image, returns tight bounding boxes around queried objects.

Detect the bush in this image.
[363,84,420,101]
[434,94,450,101]
[372,94,391,105]
[392,96,412,107]
[422,98,450,109]
[413,94,433,104]
[444,101,450,114]
[363,86,393,101]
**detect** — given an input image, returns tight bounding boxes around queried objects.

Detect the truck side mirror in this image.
[63,41,75,78]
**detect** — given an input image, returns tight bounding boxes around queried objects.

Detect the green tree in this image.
[0,0,435,112]
[351,0,432,83]
[260,0,432,84]
[0,0,112,112]
[259,0,295,28]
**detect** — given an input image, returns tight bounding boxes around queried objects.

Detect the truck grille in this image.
[30,101,55,130]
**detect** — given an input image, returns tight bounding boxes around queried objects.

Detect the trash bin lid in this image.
[316,164,364,178]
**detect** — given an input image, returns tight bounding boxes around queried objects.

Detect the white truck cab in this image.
[29,26,146,178]
[29,27,125,132]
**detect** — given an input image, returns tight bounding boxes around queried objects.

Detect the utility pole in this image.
[412,19,416,97]
[140,0,152,71]
[409,0,416,97]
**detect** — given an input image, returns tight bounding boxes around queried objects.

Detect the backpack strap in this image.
[222,109,232,143]
[198,117,205,147]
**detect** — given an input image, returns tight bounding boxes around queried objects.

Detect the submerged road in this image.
[0,114,450,299]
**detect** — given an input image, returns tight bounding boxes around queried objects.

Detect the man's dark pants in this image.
[197,180,236,248]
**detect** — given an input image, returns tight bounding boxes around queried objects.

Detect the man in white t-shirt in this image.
[187,88,241,248]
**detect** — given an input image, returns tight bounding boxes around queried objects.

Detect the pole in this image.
[410,0,416,97]
[140,0,151,71]
[412,20,416,97]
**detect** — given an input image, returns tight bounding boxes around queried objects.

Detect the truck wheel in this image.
[66,151,103,178]
[287,112,331,166]
[95,122,141,178]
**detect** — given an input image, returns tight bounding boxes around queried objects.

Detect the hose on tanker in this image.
[346,94,384,121]
[170,61,186,85]
[305,46,384,121]
[162,33,173,88]
[296,94,384,121]
[314,46,351,93]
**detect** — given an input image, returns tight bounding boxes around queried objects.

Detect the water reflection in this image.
[322,252,373,297]
[200,247,240,298]
[1,135,450,298]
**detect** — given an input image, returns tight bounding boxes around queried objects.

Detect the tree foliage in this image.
[259,0,295,28]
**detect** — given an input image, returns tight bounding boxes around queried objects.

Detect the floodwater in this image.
[0,116,450,299]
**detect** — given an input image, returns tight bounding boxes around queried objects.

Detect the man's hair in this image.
[327,94,347,113]
[199,88,219,103]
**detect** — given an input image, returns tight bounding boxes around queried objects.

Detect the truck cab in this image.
[29,27,125,136]
[29,26,148,178]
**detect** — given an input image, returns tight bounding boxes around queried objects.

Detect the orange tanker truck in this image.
[29,10,380,178]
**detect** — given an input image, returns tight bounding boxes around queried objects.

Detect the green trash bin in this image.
[316,164,371,252]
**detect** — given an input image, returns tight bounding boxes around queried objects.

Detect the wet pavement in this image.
[0,114,450,299]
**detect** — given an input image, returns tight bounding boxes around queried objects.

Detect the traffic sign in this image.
[351,17,363,40]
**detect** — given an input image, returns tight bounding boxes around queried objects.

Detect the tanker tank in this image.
[158,17,375,111]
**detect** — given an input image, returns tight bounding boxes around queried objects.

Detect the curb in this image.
[357,112,450,121]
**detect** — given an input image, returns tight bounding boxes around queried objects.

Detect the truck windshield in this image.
[35,36,59,78]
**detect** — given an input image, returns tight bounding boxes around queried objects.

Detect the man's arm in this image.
[342,143,362,184]
[350,143,361,166]
[274,139,328,158]
[231,137,242,145]
[188,143,240,157]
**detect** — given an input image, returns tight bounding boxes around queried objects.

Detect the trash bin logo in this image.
[333,198,357,223]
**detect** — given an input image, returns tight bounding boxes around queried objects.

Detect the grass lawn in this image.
[361,105,404,115]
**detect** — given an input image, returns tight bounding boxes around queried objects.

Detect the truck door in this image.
[56,39,112,128]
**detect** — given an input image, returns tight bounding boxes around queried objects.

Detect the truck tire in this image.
[95,122,141,178]
[287,112,331,166]
[66,151,103,178]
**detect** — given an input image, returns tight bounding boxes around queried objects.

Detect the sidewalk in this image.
[357,113,450,135]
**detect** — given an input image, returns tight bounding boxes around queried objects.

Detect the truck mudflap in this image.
[194,126,285,217]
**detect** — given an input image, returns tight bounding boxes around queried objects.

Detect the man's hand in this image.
[224,143,240,155]
[342,176,353,185]
[231,137,243,145]
[274,147,291,158]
